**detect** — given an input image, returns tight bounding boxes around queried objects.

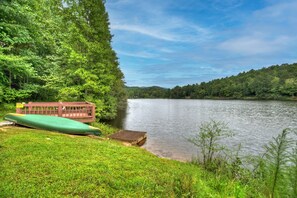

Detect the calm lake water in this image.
[110,99,297,161]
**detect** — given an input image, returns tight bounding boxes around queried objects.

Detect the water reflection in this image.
[110,99,297,161]
[106,106,127,128]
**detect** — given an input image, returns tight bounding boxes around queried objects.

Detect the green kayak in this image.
[4,113,101,136]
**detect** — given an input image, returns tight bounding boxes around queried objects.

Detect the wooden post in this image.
[58,102,63,117]
[28,102,32,113]
[92,103,96,122]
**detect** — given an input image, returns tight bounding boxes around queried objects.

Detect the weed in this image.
[173,173,196,197]
[188,120,233,168]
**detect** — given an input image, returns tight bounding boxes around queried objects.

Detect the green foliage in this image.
[289,141,297,198]
[261,129,293,197]
[264,129,292,197]
[90,122,118,136]
[281,78,297,97]
[58,87,82,101]
[0,0,126,120]
[187,121,297,198]
[188,120,234,169]
[0,86,3,103]
[0,103,15,121]
[126,86,171,98]
[55,0,126,119]
[252,129,297,198]
[127,63,297,100]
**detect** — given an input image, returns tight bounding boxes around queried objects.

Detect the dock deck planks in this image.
[109,130,147,146]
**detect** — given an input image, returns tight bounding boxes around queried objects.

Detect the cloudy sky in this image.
[105,0,297,88]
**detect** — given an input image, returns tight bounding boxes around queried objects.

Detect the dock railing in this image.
[16,102,96,123]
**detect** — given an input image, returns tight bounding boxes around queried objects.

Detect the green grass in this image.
[0,127,249,197]
[91,122,119,136]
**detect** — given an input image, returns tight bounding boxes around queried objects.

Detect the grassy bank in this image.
[0,127,251,197]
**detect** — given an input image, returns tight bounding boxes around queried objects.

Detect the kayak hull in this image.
[4,113,101,136]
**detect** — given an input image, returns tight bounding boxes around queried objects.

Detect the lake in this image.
[110,99,297,161]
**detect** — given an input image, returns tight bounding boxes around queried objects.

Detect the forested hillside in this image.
[0,0,126,120]
[127,63,297,99]
[126,86,170,99]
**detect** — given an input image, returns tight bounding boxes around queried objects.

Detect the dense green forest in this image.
[127,63,297,100]
[0,0,126,120]
[126,86,171,99]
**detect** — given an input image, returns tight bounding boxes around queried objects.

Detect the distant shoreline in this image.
[127,97,297,101]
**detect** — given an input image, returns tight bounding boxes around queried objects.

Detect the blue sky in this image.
[105,0,297,88]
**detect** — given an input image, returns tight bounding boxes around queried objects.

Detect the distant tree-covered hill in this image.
[126,86,170,98]
[127,63,297,100]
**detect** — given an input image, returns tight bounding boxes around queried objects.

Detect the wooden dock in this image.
[16,102,96,123]
[109,130,147,146]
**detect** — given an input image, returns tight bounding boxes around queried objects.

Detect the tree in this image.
[0,0,126,120]
[0,0,40,102]
[127,63,297,100]
[56,0,126,119]
[281,78,297,96]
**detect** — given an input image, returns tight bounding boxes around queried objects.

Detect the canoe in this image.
[4,113,101,136]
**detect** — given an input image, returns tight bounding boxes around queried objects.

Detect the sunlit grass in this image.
[91,122,119,136]
[0,127,248,197]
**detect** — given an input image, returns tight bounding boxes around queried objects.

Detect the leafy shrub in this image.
[188,120,233,169]
[0,103,15,121]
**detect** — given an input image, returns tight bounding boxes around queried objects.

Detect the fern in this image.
[262,129,293,197]
[289,141,297,197]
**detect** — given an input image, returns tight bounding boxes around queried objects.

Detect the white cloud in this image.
[218,0,297,56]
[218,36,290,55]
[211,0,244,11]
[111,24,179,42]
[107,0,212,43]
[110,17,212,43]
[254,0,297,19]
[116,49,157,59]
[106,0,297,87]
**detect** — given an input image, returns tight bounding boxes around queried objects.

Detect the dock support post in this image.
[58,102,63,117]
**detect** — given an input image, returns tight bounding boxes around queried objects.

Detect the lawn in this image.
[0,126,247,197]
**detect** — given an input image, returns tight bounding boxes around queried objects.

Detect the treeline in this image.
[0,0,126,120]
[127,63,297,99]
[126,86,170,99]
